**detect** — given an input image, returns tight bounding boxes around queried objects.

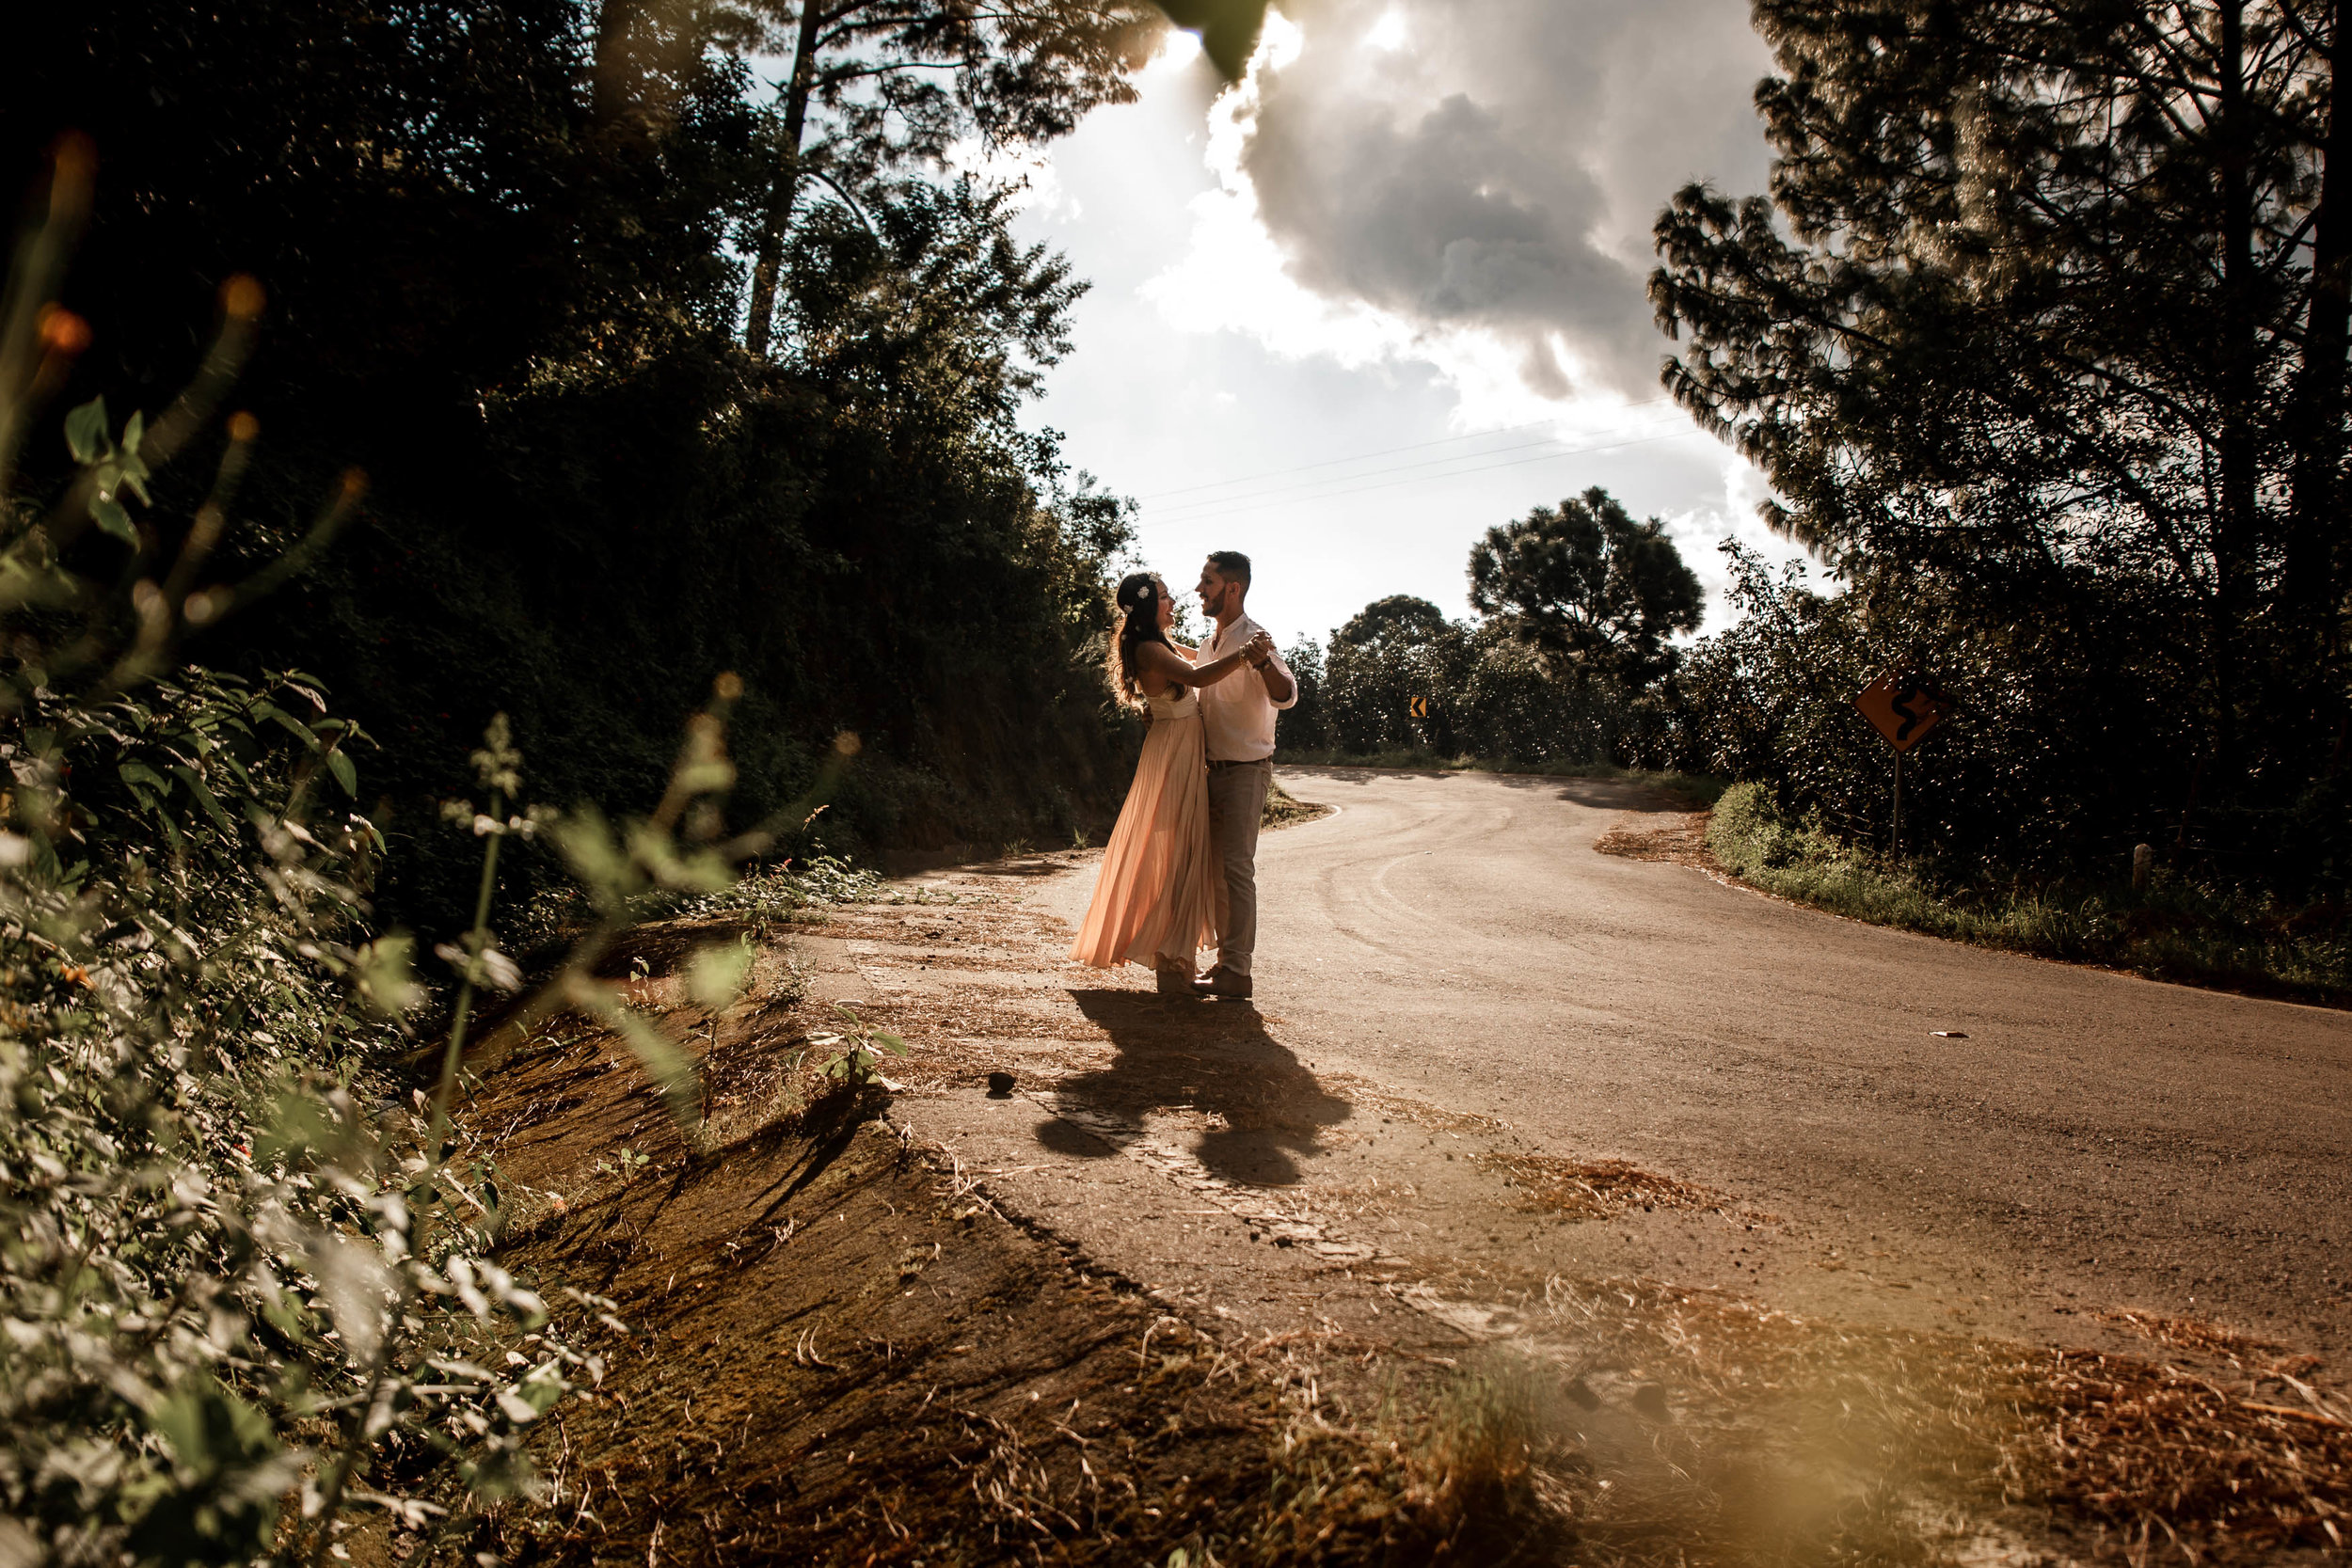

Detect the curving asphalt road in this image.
[1229,768,2352,1353]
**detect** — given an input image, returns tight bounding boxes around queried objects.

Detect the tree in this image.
[1467,487,1704,689]
[1334,594,1451,653]
[1649,0,2351,791]
[738,0,1163,356]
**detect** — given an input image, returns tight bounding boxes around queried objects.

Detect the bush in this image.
[1706,784,2351,1004]
[0,665,595,1565]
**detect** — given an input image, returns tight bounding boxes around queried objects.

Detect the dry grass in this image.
[1320,1076,1511,1136]
[2000,1344,2352,1556]
[1474,1150,1735,1222]
[1263,778,1335,832]
[1593,810,1717,866]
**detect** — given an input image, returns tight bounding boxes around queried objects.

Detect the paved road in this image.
[1226,768,2351,1353]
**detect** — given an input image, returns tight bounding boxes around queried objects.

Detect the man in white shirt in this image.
[1192,551,1296,1001]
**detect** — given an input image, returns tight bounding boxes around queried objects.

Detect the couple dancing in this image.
[1071,552,1295,1001]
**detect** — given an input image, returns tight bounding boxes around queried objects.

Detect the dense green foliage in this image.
[1664,543,2349,889]
[6,0,1156,932]
[0,267,603,1556]
[1650,0,2352,889]
[0,659,548,1567]
[1281,490,1695,765]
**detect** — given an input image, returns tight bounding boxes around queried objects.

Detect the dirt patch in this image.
[489,1113,1302,1566]
[1358,1265,2352,1564]
[1263,777,1334,832]
[1592,810,1715,866]
[1472,1151,1734,1222]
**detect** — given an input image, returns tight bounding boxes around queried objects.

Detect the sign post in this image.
[1852,669,1951,857]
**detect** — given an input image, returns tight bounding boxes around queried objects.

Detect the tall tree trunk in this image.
[2214,0,2258,780]
[743,2,827,357]
[2288,0,2351,720]
[593,0,649,135]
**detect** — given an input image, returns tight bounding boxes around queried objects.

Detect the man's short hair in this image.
[1205,550,1251,588]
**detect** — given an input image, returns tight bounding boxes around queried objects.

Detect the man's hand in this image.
[1246,632,1294,702]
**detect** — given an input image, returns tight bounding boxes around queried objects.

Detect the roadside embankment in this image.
[446,845,2352,1565]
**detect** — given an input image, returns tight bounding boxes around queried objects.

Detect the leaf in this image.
[151,1376,278,1472]
[63,396,109,465]
[90,496,136,544]
[118,760,169,809]
[553,808,631,907]
[168,766,237,833]
[473,944,523,992]
[568,976,699,1129]
[324,747,358,799]
[352,935,421,1016]
[310,1233,393,1361]
[1152,0,1270,80]
[249,701,322,751]
[688,938,754,1009]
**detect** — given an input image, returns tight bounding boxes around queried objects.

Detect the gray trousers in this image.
[1204,759,1271,977]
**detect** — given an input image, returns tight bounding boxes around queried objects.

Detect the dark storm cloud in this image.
[1237,0,1773,397]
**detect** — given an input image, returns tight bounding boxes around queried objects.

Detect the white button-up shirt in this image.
[1197,612,1296,762]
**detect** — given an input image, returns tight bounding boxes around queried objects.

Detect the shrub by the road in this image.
[1709,784,2351,1006]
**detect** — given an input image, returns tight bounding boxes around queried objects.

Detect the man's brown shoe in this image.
[1193,969,1253,1000]
[1154,964,1199,998]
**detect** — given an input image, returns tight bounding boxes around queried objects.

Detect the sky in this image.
[995,0,1813,651]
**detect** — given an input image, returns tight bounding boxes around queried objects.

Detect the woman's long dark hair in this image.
[1108,572,1172,709]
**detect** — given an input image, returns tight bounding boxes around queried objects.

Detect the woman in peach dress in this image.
[1070,571,1273,996]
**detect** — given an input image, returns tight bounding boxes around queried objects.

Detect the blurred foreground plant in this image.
[0,139,843,1564]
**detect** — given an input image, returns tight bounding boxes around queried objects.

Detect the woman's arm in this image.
[1136,635,1267,692]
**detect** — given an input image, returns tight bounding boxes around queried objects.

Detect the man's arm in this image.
[1251,646,1296,706]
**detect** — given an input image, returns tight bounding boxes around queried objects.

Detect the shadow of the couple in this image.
[1037,989,1352,1187]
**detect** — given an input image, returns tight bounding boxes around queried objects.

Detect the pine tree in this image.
[1650,0,2350,785]
[737,0,1164,356]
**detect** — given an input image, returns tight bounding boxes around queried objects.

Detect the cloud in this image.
[1154,0,1774,402]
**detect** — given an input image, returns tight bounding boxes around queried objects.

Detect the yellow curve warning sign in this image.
[1853,671,1949,753]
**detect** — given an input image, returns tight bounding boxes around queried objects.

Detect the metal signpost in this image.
[1852,670,1951,856]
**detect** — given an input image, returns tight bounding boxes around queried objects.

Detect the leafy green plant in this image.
[592,1148,653,1182]
[802,1003,907,1087]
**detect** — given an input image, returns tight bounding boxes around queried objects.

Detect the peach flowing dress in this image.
[1069,676,1225,969]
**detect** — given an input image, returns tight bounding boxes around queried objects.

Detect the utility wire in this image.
[1145,427,1710,527]
[1133,394,1679,502]
[1146,414,1704,523]
[1144,425,1676,521]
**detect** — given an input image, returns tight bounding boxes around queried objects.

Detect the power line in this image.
[1132,394,1679,502]
[1144,427,1711,527]
[1145,424,1681,521]
[1145,413,1704,523]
